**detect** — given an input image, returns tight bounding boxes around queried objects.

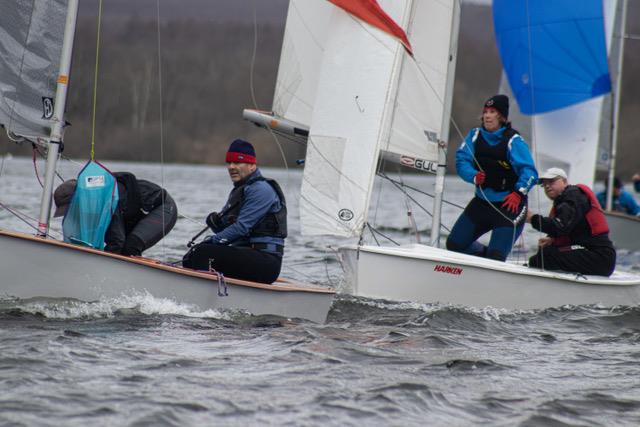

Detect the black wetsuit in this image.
[105,173,178,256]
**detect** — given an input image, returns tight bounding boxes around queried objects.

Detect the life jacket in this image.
[113,172,144,230]
[222,176,288,239]
[474,127,519,192]
[551,184,609,246]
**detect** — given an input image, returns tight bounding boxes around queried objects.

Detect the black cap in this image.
[484,94,509,119]
[53,179,77,217]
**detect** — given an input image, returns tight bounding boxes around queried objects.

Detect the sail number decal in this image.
[400,156,437,173]
[338,209,354,221]
[434,264,463,275]
[42,97,54,119]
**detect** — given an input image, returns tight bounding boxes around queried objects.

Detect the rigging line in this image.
[31,147,44,188]
[32,144,66,182]
[250,0,290,184]
[90,0,104,161]
[525,0,545,271]
[0,200,62,239]
[377,171,465,210]
[371,156,388,229]
[366,222,381,246]
[386,175,452,234]
[367,222,400,246]
[178,212,203,225]
[156,0,167,259]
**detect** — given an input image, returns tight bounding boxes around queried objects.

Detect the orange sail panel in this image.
[328,0,413,56]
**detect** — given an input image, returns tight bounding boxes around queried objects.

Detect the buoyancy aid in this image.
[474,127,519,192]
[551,184,609,246]
[113,172,144,230]
[222,177,288,239]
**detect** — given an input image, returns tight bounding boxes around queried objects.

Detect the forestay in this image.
[298,0,459,237]
[0,0,69,142]
[494,0,616,188]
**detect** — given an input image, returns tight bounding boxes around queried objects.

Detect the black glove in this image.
[206,212,223,230]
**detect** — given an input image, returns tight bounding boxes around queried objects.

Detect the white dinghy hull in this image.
[339,244,640,309]
[605,211,640,252]
[0,230,334,323]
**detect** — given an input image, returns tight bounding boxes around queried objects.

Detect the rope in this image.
[524,0,545,270]
[377,172,465,210]
[367,222,400,246]
[249,0,292,207]
[89,0,104,161]
[155,0,167,259]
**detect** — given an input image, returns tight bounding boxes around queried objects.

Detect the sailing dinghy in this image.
[246,0,640,309]
[0,1,334,323]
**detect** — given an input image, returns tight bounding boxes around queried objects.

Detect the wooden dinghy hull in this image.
[0,230,335,323]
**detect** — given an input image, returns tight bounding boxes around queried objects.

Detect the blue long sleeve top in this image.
[596,190,640,216]
[455,126,538,202]
[212,169,284,247]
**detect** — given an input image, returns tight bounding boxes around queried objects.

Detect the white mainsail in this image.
[271,0,333,128]
[298,0,459,237]
[0,0,70,142]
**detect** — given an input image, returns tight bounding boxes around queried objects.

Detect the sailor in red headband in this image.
[183,139,288,284]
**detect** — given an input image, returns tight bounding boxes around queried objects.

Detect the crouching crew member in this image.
[182,139,286,284]
[527,167,616,276]
[447,94,538,261]
[54,172,178,256]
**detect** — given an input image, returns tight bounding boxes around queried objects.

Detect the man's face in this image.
[540,177,567,200]
[227,162,256,183]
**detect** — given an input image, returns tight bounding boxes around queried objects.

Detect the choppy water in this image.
[1,157,640,426]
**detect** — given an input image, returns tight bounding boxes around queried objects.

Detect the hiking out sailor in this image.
[182,139,287,284]
[527,167,616,276]
[596,177,640,216]
[54,172,177,256]
[446,94,538,261]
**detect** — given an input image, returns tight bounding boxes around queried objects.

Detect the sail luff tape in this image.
[58,75,69,85]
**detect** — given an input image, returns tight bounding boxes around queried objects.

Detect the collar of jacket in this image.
[233,168,262,188]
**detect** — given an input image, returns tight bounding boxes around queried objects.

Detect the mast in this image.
[606,0,628,211]
[430,0,460,247]
[37,0,79,237]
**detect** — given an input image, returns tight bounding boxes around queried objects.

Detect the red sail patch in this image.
[328,0,413,56]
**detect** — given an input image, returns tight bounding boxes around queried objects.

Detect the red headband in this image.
[226,152,256,164]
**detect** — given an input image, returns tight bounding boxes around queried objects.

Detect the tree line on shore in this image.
[2,3,638,179]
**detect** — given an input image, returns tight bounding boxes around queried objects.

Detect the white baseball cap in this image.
[538,167,568,182]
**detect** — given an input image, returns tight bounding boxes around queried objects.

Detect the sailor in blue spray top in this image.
[446,94,538,261]
[182,139,287,284]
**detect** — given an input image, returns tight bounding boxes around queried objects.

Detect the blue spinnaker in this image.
[62,161,119,250]
[493,0,611,115]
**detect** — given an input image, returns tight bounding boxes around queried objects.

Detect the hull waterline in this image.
[0,229,335,323]
[339,244,640,309]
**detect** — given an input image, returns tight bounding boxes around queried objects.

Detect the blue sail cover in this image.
[493,0,611,115]
[62,161,119,250]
